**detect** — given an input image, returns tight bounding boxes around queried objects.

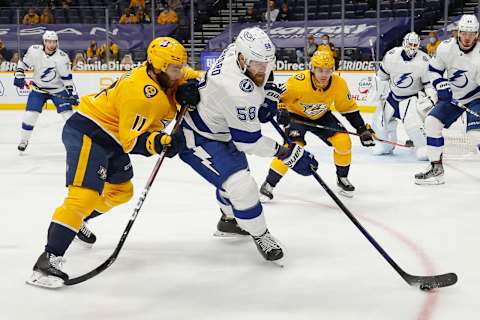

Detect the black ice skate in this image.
[17,140,28,153]
[252,229,284,262]
[259,181,274,202]
[75,222,96,247]
[415,161,444,185]
[337,176,355,198]
[26,252,68,289]
[214,211,250,237]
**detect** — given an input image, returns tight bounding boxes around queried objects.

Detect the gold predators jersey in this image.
[78,63,198,153]
[280,70,357,121]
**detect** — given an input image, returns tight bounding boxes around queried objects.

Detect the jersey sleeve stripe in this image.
[459,86,480,101]
[379,64,389,75]
[229,127,261,144]
[428,64,445,75]
[61,74,73,80]
[189,109,213,133]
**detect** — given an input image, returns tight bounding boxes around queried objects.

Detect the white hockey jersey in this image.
[16,44,73,94]
[184,44,278,157]
[377,47,431,100]
[429,38,480,104]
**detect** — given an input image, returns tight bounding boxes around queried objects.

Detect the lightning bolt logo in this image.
[395,73,413,88]
[193,147,220,175]
[40,67,56,81]
[449,69,468,88]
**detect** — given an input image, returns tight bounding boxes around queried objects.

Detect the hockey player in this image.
[259,52,375,200]
[27,37,200,288]
[372,32,438,161]
[14,31,79,153]
[177,27,318,261]
[415,15,480,184]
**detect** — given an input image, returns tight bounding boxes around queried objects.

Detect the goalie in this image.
[372,32,437,160]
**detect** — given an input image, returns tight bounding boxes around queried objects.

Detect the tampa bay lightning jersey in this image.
[183,44,278,157]
[377,47,431,100]
[429,38,480,104]
[16,44,73,93]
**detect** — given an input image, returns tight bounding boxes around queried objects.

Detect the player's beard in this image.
[246,70,266,87]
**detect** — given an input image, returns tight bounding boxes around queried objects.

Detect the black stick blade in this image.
[405,272,458,291]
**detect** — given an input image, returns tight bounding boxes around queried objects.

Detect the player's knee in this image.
[425,115,444,136]
[329,133,351,154]
[53,186,100,229]
[103,181,134,207]
[222,169,259,210]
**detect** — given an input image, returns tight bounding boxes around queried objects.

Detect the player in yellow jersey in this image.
[27,37,201,289]
[259,52,375,201]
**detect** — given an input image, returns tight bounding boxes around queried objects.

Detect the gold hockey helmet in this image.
[147,37,187,72]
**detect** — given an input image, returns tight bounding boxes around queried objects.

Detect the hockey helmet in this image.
[310,51,335,70]
[458,14,479,33]
[235,27,276,74]
[402,32,420,58]
[42,30,58,48]
[147,37,187,72]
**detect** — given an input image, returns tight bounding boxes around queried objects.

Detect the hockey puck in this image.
[405,140,414,147]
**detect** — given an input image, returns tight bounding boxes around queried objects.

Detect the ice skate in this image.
[18,140,28,153]
[213,211,250,237]
[252,229,284,262]
[415,161,444,185]
[74,222,96,247]
[26,252,68,289]
[259,181,274,202]
[337,176,355,198]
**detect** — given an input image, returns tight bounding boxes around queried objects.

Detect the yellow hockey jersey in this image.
[77,63,199,153]
[280,70,357,121]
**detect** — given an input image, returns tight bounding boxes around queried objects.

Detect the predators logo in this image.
[301,102,328,116]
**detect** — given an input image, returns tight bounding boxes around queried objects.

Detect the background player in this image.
[27,37,199,288]
[178,27,318,261]
[13,31,79,153]
[260,52,374,200]
[372,32,437,161]
[415,14,480,184]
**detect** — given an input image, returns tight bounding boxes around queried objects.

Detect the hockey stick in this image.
[451,99,480,118]
[291,118,412,148]
[26,82,78,103]
[65,106,189,286]
[270,119,458,291]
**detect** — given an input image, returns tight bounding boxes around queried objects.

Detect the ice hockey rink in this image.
[1,110,479,320]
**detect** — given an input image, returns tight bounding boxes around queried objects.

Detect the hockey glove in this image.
[153,130,184,158]
[176,79,200,111]
[276,108,291,126]
[276,143,318,176]
[357,124,376,147]
[436,81,452,102]
[13,77,26,89]
[258,82,285,123]
[65,85,80,106]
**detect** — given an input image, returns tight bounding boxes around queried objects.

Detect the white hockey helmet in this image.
[235,27,276,75]
[402,32,420,58]
[43,30,59,48]
[458,14,479,33]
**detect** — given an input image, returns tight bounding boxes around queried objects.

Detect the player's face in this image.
[458,31,478,49]
[44,40,57,53]
[165,64,183,84]
[246,60,268,86]
[312,67,333,87]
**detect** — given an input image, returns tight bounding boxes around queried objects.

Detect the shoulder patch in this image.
[294,73,305,81]
[144,85,158,98]
[59,51,66,57]
[239,78,254,92]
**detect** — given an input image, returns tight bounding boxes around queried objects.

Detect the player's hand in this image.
[176,79,200,111]
[357,124,375,147]
[154,130,184,158]
[276,143,318,176]
[276,108,290,126]
[258,83,284,123]
[13,77,25,89]
[66,85,80,106]
[436,81,452,102]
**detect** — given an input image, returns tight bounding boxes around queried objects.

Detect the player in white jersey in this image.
[178,27,318,262]
[13,31,79,153]
[415,15,480,184]
[373,32,437,160]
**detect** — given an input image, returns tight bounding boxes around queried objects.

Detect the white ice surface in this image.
[1,110,479,320]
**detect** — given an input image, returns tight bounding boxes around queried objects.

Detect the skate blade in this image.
[26,271,64,289]
[270,258,285,268]
[213,230,249,238]
[73,236,94,248]
[415,177,445,185]
[337,188,354,198]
